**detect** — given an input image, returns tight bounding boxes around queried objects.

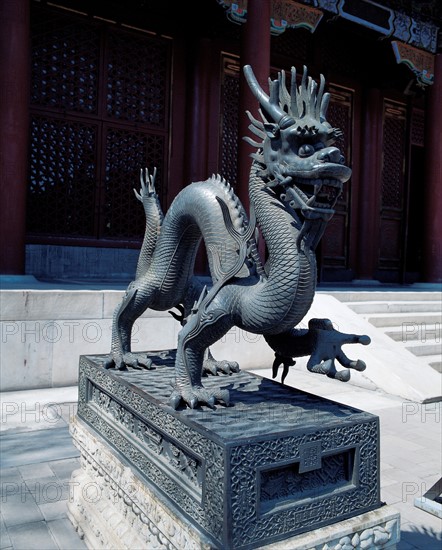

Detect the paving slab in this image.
[17,463,55,481]
[38,500,70,522]
[6,521,58,550]
[23,475,70,504]
[0,388,78,434]
[48,458,81,483]
[0,493,44,528]
[46,518,86,550]
[0,428,79,469]
[0,512,12,550]
[0,469,23,498]
[395,510,441,548]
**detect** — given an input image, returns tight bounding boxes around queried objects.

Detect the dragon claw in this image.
[189,397,198,409]
[207,396,216,408]
[350,359,366,372]
[203,351,240,376]
[218,389,230,406]
[272,353,296,383]
[219,360,240,374]
[116,362,128,371]
[308,359,333,375]
[169,392,181,410]
[103,357,115,370]
[104,352,153,371]
[169,386,230,410]
[301,319,370,382]
[328,368,351,382]
[204,363,218,376]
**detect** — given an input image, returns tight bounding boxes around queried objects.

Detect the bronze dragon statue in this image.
[105,65,370,409]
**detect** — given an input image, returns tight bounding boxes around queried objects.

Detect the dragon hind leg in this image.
[104,281,157,371]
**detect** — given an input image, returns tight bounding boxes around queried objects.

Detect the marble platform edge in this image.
[258,505,401,549]
[414,497,442,519]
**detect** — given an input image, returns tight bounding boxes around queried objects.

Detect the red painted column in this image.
[423,52,442,283]
[183,38,213,274]
[0,0,30,274]
[184,38,212,187]
[356,88,383,281]
[238,0,271,212]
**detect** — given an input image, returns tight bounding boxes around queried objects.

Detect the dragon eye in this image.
[298,144,315,157]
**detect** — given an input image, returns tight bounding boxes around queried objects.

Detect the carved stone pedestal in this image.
[67,416,214,549]
[67,351,399,549]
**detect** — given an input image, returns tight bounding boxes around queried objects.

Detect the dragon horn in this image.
[243,65,295,129]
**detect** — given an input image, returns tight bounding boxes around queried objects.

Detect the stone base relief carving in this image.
[69,409,400,550]
[68,416,213,550]
[65,353,393,549]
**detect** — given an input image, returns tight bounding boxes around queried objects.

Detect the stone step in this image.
[347,301,442,314]
[324,290,441,303]
[367,312,442,328]
[404,340,442,357]
[426,355,442,373]
[325,288,441,376]
[384,324,441,343]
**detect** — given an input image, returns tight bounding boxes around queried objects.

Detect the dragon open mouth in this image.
[282,176,343,221]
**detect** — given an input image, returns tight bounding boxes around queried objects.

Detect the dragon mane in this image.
[243,66,343,169]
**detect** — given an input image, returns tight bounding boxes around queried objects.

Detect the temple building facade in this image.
[1,0,441,283]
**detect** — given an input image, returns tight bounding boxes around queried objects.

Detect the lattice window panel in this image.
[271,28,309,65]
[220,58,240,186]
[327,91,351,204]
[28,115,97,236]
[381,104,406,210]
[320,88,354,270]
[103,128,165,239]
[28,3,172,243]
[318,30,361,80]
[31,6,100,114]
[106,29,170,127]
[411,108,425,147]
[379,218,401,262]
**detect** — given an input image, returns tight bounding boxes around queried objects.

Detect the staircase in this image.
[322,288,442,373]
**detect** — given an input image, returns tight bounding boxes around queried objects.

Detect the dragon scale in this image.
[229,162,317,334]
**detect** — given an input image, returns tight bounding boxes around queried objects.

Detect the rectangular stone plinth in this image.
[74,351,382,549]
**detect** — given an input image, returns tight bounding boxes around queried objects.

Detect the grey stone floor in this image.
[1,374,441,550]
[0,388,84,550]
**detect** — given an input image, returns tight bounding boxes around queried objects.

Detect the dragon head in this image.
[243,65,351,233]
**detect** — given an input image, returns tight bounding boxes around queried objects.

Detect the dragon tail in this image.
[134,167,164,279]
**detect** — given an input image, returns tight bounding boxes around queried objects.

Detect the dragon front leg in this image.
[266,318,370,384]
[174,280,241,378]
[169,301,234,410]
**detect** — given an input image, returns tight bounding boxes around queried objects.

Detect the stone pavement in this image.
[0,387,84,550]
[1,373,441,549]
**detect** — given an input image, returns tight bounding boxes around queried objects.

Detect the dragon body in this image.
[106,65,370,408]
